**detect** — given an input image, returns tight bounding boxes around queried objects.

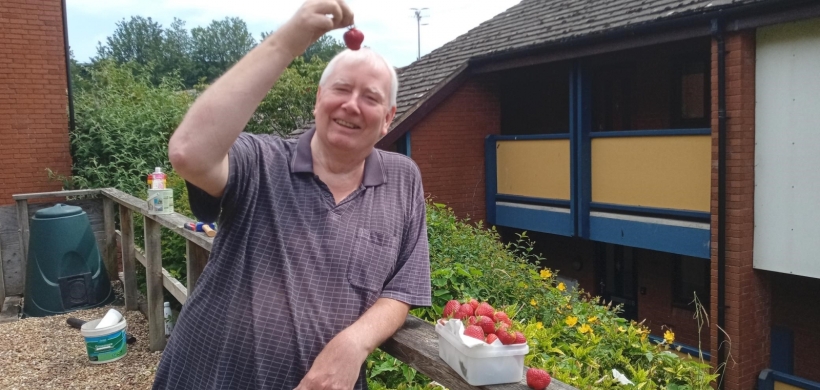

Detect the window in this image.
[672,255,710,310]
[672,58,710,128]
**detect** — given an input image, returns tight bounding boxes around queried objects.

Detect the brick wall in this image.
[408,76,500,222]
[0,0,72,206]
[709,30,771,390]
[771,273,820,382]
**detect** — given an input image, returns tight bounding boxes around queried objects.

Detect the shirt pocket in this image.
[347,228,400,293]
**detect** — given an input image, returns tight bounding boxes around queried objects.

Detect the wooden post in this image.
[102,197,117,282]
[186,240,209,296]
[144,216,166,351]
[119,205,138,311]
[15,200,29,289]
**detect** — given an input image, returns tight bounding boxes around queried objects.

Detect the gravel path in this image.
[0,285,162,389]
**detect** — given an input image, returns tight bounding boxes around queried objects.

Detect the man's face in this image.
[313,58,396,154]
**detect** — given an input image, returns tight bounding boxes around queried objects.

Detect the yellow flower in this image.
[530,299,537,307]
[664,330,675,344]
[587,316,598,324]
[540,269,552,279]
[536,322,544,329]
[565,316,578,327]
[566,304,572,309]
[641,333,648,341]
[579,324,592,334]
[617,326,626,333]
[557,282,566,291]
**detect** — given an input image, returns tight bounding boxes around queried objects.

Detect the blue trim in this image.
[404,132,411,157]
[589,215,711,258]
[485,135,498,226]
[496,194,571,208]
[569,64,578,238]
[759,369,820,390]
[493,133,570,141]
[495,203,573,237]
[590,202,710,221]
[647,335,711,361]
[590,128,711,138]
[571,62,591,239]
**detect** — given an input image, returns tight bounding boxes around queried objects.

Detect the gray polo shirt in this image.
[153,128,431,390]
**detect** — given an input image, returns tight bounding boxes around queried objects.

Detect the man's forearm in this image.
[168,33,295,180]
[339,298,411,356]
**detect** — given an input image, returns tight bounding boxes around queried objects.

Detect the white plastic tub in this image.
[435,320,529,386]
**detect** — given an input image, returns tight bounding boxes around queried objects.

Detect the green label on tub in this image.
[85,329,127,362]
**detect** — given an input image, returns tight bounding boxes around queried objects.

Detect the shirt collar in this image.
[290,127,386,187]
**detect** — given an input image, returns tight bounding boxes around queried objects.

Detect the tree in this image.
[247,56,326,136]
[302,34,346,62]
[162,18,194,86]
[95,16,189,86]
[191,17,256,82]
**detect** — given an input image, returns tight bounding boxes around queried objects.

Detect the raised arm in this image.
[168,0,354,197]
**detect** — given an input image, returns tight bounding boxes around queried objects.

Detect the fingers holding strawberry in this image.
[274,0,355,58]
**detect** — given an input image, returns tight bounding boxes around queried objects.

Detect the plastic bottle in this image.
[164,302,173,336]
[151,167,167,190]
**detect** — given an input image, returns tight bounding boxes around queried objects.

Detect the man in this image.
[153,0,431,389]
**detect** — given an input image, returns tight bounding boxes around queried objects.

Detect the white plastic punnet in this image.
[435,319,529,386]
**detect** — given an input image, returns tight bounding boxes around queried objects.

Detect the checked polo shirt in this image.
[152,128,431,390]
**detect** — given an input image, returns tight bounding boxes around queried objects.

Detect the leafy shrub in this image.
[366,203,715,390]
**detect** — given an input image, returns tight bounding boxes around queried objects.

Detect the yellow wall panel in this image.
[591,136,711,212]
[774,382,803,390]
[496,140,571,200]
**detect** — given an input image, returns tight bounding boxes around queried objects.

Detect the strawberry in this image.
[454,303,474,319]
[496,328,517,345]
[514,331,527,344]
[526,368,552,390]
[467,316,479,326]
[343,27,364,50]
[494,311,512,326]
[476,315,496,335]
[442,299,461,319]
[468,298,479,310]
[485,333,499,344]
[464,325,485,341]
[475,302,495,318]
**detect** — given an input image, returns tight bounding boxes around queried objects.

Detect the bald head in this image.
[318,48,399,108]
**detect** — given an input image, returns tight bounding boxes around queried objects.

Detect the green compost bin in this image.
[22,203,115,317]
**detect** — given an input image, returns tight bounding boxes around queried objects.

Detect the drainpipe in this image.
[711,18,727,390]
[61,0,76,132]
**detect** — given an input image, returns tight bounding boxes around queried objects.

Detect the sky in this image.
[66,0,523,68]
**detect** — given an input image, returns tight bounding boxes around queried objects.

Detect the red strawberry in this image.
[496,329,517,345]
[467,316,479,326]
[464,325,485,341]
[476,316,496,335]
[475,302,495,318]
[454,303,474,319]
[468,298,479,310]
[494,311,512,326]
[442,300,461,319]
[486,333,499,344]
[343,27,364,50]
[514,331,527,344]
[526,368,552,390]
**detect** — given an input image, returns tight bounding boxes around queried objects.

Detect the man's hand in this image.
[294,298,410,390]
[293,332,367,390]
[275,0,355,58]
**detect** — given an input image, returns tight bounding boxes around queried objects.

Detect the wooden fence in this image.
[12,188,576,390]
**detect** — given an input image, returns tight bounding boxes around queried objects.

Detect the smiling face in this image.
[313,53,396,156]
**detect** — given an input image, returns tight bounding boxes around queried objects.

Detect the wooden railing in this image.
[12,188,576,390]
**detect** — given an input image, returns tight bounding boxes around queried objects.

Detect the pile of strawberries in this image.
[440,298,526,345]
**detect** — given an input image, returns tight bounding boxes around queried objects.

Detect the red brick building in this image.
[0,0,72,204]
[0,0,72,301]
[380,1,820,388]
